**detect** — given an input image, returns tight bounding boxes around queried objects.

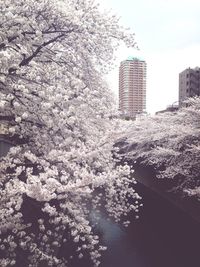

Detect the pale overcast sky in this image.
[100,0,200,113]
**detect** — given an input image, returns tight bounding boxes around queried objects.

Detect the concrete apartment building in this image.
[119,56,146,118]
[179,67,200,105]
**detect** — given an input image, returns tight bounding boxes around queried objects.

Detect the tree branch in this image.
[19,34,65,67]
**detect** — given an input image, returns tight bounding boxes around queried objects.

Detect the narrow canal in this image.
[58,181,200,267]
[7,176,200,267]
[97,182,200,267]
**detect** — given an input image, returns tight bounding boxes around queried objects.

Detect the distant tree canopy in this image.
[118,97,200,198]
[0,1,140,266]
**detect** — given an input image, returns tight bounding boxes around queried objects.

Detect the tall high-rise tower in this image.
[119,57,146,118]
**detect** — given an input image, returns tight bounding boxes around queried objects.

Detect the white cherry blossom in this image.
[0,0,140,266]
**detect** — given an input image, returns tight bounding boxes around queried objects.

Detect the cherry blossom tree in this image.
[119,97,200,198]
[0,0,141,266]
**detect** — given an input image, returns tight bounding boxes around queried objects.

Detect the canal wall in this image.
[132,162,200,223]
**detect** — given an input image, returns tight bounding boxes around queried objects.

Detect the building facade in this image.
[119,57,146,118]
[179,67,200,105]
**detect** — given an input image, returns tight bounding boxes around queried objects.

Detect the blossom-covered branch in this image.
[0,0,140,266]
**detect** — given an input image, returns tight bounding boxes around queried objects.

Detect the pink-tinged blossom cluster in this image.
[120,97,200,198]
[0,0,140,266]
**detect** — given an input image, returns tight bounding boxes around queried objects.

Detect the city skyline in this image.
[100,0,200,114]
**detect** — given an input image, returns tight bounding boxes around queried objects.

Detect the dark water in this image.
[96,183,200,267]
[14,183,200,267]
